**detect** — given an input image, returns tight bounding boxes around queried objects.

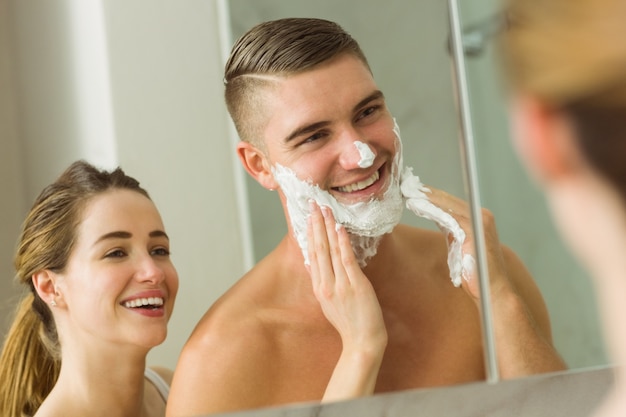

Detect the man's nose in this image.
[338,129,375,170]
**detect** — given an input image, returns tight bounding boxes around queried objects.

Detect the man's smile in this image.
[335,170,380,193]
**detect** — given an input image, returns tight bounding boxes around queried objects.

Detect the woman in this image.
[0,160,178,417]
[498,0,626,415]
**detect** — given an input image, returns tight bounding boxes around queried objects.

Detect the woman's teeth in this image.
[337,171,379,192]
[123,297,164,308]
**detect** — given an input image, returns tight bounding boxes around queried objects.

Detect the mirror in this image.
[226,0,500,385]
[456,0,608,371]
[0,0,610,412]
[227,0,610,377]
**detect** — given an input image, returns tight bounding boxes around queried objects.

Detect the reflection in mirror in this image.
[457,0,608,371]
[222,0,559,404]
[228,0,465,269]
[221,0,479,406]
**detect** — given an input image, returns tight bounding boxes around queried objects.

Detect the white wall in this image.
[1,0,608,377]
[0,0,250,369]
[0,0,26,332]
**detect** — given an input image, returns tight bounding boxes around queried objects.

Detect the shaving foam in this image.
[399,167,472,286]
[272,160,404,267]
[272,118,473,286]
[389,120,472,286]
[355,141,375,168]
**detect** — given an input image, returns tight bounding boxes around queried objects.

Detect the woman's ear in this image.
[236,141,278,190]
[32,270,63,308]
[510,95,583,184]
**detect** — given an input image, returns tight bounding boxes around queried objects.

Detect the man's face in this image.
[260,54,398,206]
[251,54,404,265]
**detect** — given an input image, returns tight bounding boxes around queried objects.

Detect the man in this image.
[167,17,566,416]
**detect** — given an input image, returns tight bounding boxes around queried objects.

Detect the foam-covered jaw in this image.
[272,163,403,267]
[271,118,473,286]
[271,124,404,268]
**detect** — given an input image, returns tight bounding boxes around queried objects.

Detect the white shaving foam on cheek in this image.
[354,141,375,168]
[271,117,473,287]
[272,163,404,267]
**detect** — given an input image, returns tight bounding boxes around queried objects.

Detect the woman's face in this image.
[54,189,179,352]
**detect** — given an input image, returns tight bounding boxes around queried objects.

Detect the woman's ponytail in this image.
[0,293,60,417]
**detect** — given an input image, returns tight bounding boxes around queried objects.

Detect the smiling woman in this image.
[0,160,178,417]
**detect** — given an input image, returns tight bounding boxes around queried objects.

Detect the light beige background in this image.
[0,0,606,374]
[0,0,250,369]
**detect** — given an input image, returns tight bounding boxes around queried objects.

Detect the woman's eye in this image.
[152,247,171,257]
[105,249,126,258]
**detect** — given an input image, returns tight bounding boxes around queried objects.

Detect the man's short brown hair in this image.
[224,18,370,147]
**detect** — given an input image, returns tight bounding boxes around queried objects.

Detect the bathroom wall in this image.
[0,0,25,334]
[0,0,608,374]
[0,0,250,369]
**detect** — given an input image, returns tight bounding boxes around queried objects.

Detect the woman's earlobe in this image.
[32,270,61,307]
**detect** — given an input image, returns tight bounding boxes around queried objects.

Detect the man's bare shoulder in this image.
[186,268,277,350]
[167,257,291,415]
[183,243,311,355]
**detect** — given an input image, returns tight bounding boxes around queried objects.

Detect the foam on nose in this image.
[355,141,375,168]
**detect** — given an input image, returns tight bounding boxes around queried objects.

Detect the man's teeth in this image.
[123,297,164,308]
[337,171,379,192]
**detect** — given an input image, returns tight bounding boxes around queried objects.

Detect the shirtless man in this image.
[167,17,566,417]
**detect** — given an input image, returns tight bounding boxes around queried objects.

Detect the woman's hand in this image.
[306,201,387,401]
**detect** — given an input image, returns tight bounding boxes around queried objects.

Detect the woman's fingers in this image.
[308,201,335,296]
[306,201,385,346]
[320,205,350,289]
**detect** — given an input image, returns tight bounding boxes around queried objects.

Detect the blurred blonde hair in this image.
[499,0,626,106]
[498,0,626,199]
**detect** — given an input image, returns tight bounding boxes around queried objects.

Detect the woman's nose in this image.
[135,256,166,284]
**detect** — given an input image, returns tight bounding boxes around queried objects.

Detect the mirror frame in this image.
[447,0,498,383]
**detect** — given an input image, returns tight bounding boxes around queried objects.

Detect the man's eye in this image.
[358,105,380,120]
[302,131,327,144]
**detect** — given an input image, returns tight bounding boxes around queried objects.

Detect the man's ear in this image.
[32,270,62,307]
[236,141,278,190]
[510,95,583,184]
